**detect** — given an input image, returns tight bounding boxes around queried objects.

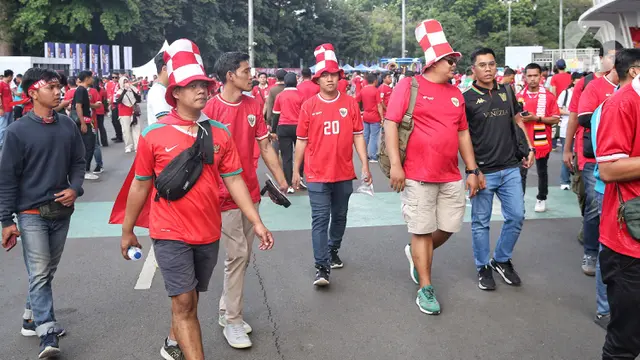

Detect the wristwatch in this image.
[536,117,542,123]
[529,147,536,154]
[465,168,480,176]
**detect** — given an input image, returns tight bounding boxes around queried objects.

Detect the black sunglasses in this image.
[443,57,458,66]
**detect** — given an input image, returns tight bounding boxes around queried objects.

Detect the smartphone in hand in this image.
[3,235,17,252]
[520,111,530,117]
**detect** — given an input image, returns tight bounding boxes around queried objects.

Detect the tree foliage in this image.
[5,0,597,68]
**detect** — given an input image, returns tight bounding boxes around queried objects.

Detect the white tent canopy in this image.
[131,40,169,78]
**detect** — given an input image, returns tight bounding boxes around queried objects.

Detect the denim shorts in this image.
[152,239,220,297]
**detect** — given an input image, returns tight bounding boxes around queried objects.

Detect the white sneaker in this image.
[535,200,546,212]
[218,315,252,334]
[287,187,295,194]
[560,184,570,190]
[223,324,252,349]
[84,173,99,180]
[125,148,133,153]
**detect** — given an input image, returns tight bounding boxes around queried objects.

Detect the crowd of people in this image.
[0,18,639,360]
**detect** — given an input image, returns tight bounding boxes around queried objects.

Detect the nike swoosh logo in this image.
[165,145,178,152]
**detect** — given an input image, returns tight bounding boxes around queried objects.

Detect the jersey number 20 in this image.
[323,120,340,135]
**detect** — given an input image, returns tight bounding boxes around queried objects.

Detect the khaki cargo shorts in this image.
[400,179,466,235]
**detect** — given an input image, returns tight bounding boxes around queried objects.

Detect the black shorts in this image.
[152,239,220,297]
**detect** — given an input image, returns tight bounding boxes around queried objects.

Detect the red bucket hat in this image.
[312,43,344,82]
[415,19,462,71]
[164,39,215,107]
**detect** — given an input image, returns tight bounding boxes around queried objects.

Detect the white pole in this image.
[508,1,512,46]
[402,0,406,57]
[559,0,564,51]
[248,0,254,67]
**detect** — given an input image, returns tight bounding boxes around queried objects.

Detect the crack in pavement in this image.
[252,252,286,360]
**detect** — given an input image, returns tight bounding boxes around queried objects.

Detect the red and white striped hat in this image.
[312,43,344,81]
[415,19,461,70]
[163,39,214,107]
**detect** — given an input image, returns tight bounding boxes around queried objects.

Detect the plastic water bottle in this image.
[127,246,143,261]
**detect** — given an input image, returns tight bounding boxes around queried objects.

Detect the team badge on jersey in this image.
[339,108,348,118]
[213,144,220,153]
[451,98,460,107]
[499,93,507,102]
[248,114,256,127]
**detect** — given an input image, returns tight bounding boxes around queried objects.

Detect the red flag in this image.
[109,158,152,228]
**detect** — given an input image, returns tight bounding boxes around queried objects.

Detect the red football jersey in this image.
[203,94,269,211]
[550,72,572,96]
[296,92,363,183]
[356,85,382,123]
[379,83,393,109]
[134,114,243,244]
[251,85,270,110]
[337,79,349,94]
[297,80,320,101]
[569,74,604,170]
[596,81,640,259]
[0,81,13,112]
[517,89,560,159]
[273,88,304,126]
[386,76,468,183]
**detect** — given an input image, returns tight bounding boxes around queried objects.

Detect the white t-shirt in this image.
[557,87,573,139]
[147,83,171,125]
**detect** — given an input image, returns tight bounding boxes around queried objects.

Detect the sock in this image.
[166,337,178,347]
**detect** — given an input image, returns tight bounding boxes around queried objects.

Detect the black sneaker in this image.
[594,313,610,330]
[21,318,37,337]
[490,259,521,286]
[330,249,343,269]
[93,165,104,174]
[478,265,496,291]
[160,337,184,360]
[313,266,330,286]
[38,328,60,359]
[299,180,308,190]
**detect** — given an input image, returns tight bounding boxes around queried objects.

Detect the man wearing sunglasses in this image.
[384,19,479,315]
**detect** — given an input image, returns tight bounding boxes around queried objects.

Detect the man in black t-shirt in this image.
[463,48,535,292]
[73,71,98,180]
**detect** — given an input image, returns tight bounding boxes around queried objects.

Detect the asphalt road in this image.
[0,105,605,360]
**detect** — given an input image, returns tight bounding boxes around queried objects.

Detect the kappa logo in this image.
[339,108,348,118]
[312,111,323,116]
[248,114,256,127]
[423,96,434,101]
[476,98,486,105]
[165,145,178,152]
[499,93,507,102]
[451,97,460,107]
[213,144,220,153]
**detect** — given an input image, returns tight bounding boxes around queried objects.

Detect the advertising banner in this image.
[44,42,55,58]
[77,44,87,71]
[100,45,111,76]
[55,43,66,58]
[89,44,100,74]
[112,45,121,71]
[123,46,133,70]
[66,44,78,74]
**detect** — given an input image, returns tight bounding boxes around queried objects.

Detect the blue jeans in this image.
[0,111,14,148]
[559,138,570,185]
[93,132,103,168]
[594,191,610,315]
[307,181,353,268]
[471,167,525,270]
[363,122,381,160]
[582,162,600,257]
[18,213,70,336]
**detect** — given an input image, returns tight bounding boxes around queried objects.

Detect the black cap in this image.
[276,69,287,81]
[284,72,297,87]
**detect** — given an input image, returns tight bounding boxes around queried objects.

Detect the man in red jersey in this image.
[120,39,274,360]
[356,73,384,162]
[378,72,393,112]
[337,76,349,94]
[549,59,572,96]
[563,41,624,234]
[292,43,371,287]
[203,52,287,350]
[351,71,364,97]
[251,72,269,111]
[596,56,640,360]
[296,68,320,101]
[272,72,305,193]
[517,63,561,213]
[384,19,480,316]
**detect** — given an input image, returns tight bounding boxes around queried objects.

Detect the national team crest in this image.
[339,108,348,117]
[451,97,460,107]
[213,144,220,153]
[248,114,256,127]
[499,93,507,102]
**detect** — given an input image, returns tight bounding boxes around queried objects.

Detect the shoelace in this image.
[231,324,246,338]
[422,287,436,301]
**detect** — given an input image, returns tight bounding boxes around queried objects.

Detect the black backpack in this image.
[154,121,214,202]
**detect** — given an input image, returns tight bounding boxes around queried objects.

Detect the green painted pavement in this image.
[69,187,581,239]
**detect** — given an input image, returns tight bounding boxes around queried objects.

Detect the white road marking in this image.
[134,245,158,290]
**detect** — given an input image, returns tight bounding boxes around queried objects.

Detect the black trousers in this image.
[81,123,96,172]
[520,154,549,200]
[277,125,303,186]
[97,114,108,146]
[600,245,640,360]
[111,107,123,140]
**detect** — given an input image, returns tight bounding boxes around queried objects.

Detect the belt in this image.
[21,209,40,215]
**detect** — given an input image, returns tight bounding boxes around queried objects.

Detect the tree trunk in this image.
[0,0,14,56]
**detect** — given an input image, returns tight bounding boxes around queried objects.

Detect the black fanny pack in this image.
[583,129,595,159]
[39,201,75,220]
[154,121,214,202]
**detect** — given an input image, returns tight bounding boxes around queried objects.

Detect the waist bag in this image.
[154,121,214,202]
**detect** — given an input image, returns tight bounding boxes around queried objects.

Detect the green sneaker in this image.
[404,244,419,285]
[416,285,441,315]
